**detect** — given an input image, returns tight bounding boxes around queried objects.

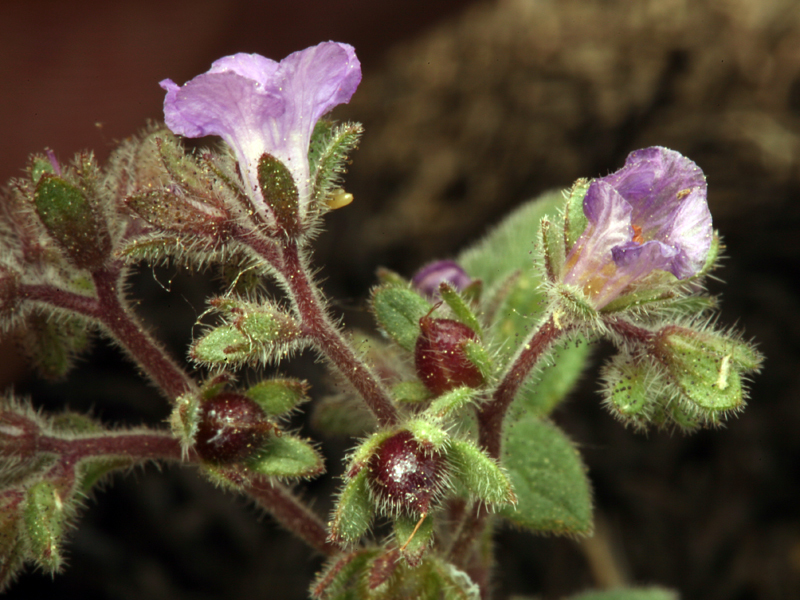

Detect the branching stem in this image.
[232,227,399,427]
[478,314,567,459]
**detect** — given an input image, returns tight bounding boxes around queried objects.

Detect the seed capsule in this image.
[194,393,275,464]
[367,430,446,515]
[414,316,484,395]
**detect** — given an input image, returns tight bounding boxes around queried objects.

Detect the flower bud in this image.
[194,393,276,464]
[367,430,447,516]
[415,316,484,395]
[653,325,763,416]
[33,173,110,270]
[411,261,471,300]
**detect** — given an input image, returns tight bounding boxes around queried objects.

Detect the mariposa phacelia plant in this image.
[0,42,762,600]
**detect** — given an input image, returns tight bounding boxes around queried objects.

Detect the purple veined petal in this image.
[604,147,707,242]
[208,53,280,88]
[563,181,633,289]
[266,43,362,208]
[412,260,472,299]
[160,42,362,222]
[561,147,714,310]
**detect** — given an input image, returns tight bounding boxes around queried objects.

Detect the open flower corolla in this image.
[562,147,713,309]
[160,42,361,223]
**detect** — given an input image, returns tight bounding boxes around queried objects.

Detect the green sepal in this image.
[244,434,324,479]
[346,430,395,476]
[33,170,109,269]
[694,230,721,278]
[540,216,565,283]
[48,412,103,435]
[245,378,310,418]
[447,439,515,507]
[424,386,477,420]
[76,457,134,494]
[371,286,432,352]
[257,153,300,235]
[461,339,495,381]
[308,120,364,207]
[191,299,305,368]
[500,415,592,535]
[29,155,56,185]
[191,325,250,366]
[328,469,374,545]
[564,178,590,250]
[125,189,229,237]
[393,514,434,566]
[438,283,482,336]
[459,190,564,288]
[603,356,652,420]
[375,267,408,287]
[391,381,432,405]
[168,393,201,454]
[567,587,679,600]
[22,480,66,573]
[407,419,449,451]
[553,284,599,322]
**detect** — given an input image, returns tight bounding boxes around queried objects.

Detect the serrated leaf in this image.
[567,587,679,600]
[371,286,431,352]
[245,434,324,478]
[500,415,592,535]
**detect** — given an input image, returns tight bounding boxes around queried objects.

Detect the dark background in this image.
[2,1,799,598]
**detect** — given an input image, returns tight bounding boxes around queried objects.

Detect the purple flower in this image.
[160,42,361,221]
[562,147,712,309]
[412,260,472,299]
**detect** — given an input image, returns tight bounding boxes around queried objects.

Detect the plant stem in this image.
[37,430,184,463]
[447,503,486,568]
[233,227,399,428]
[92,267,195,400]
[20,267,196,401]
[245,477,337,556]
[478,314,566,459]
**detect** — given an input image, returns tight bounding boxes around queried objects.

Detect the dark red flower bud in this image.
[194,393,276,464]
[367,430,447,515]
[414,316,484,395]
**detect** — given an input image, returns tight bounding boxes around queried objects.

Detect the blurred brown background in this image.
[2,0,799,599]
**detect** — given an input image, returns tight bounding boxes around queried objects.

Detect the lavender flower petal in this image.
[160,42,361,220]
[562,147,713,309]
[412,260,472,299]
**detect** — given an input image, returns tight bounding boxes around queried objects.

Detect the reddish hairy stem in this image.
[20,269,196,401]
[92,268,195,400]
[245,477,337,556]
[233,227,399,427]
[478,315,565,459]
[37,431,183,463]
[447,503,486,569]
